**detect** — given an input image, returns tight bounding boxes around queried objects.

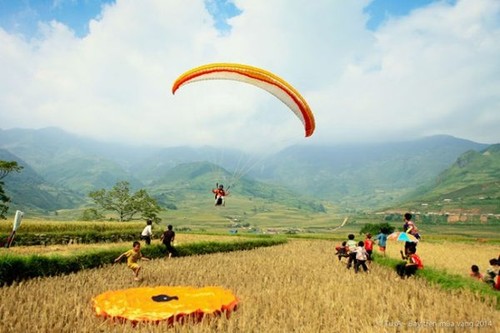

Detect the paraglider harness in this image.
[213,183,229,206]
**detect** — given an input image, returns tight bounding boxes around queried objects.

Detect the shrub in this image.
[359,222,394,236]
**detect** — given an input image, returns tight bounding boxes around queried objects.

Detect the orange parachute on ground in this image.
[93,286,239,325]
[172,63,315,137]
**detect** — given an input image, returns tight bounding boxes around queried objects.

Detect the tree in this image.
[80,208,104,221]
[0,161,23,219]
[359,222,394,236]
[89,181,162,222]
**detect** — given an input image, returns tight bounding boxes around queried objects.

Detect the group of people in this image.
[395,213,423,279]
[115,182,229,281]
[335,213,424,279]
[336,233,374,273]
[114,221,177,281]
[335,228,390,262]
[470,257,500,290]
[118,212,497,286]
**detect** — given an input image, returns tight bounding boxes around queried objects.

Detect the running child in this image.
[335,241,349,262]
[354,241,369,273]
[115,241,150,281]
[375,229,388,257]
[346,234,357,270]
[364,233,374,265]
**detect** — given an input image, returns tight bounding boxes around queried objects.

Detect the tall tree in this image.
[0,161,23,219]
[89,181,161,222]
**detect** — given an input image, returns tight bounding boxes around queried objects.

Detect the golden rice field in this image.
[0,239,498,333]
[384,239,500,278]
[0,220,145,233]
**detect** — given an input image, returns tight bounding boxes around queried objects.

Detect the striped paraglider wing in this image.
[172,63,315,137]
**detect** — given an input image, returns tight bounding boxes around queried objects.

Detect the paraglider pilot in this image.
[212,183,228,206]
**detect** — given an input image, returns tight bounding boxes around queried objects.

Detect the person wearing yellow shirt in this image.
[115,241,150,281]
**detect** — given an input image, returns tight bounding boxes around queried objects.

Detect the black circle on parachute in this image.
[152,294,179,302]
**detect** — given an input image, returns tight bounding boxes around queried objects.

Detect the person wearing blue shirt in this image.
[375,229,388,257]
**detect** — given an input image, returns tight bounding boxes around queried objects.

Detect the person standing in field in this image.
[364,233,374,265]
[140,219,153,245]
[346,234,357,270]
[375,229,388,257]
[114,241,150,281]
[404,213,420,239]
[403,213,419,255]
[161,224,177,258]
[354,241,369,273]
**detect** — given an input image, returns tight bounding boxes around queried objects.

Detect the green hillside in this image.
[148,161,327,214]
[257,135,489,209]
[0,149,84,213]
[398,144,500,214]
[1,128,498,217]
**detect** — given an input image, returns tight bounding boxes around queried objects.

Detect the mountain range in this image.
[1,127,498,215]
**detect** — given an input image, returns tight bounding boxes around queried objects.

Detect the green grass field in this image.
[7,196,498,242]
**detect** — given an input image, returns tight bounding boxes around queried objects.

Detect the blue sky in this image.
[0,0,446,37]
[0,0,114,37]
[364,0,455,29]
[0,0,498,151]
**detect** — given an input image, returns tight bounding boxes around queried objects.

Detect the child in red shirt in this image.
[396,248,423,279]
[364,233,374,265]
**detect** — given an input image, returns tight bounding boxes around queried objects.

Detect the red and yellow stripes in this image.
[172,63,315,137]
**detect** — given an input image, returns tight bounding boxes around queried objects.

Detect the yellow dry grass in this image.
[0,219,144,233]
[384,239,500,278]
[0,240,498,333]
[0,234,247,256]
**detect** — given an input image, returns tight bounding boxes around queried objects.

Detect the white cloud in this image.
[317,0,500,144]
[0,0,499,153]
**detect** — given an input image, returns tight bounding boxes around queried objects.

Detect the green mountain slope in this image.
[399,144,500,213]
[0,127,143,194]
[147,161,327,213]
[0,149,84,212]
[256,135,489,209]
[1,127,497,214]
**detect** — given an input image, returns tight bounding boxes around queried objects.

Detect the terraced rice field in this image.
[0,239,498,332]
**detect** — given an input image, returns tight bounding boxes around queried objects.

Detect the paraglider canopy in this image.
[172,63,315,137]
[93,286,239,324]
